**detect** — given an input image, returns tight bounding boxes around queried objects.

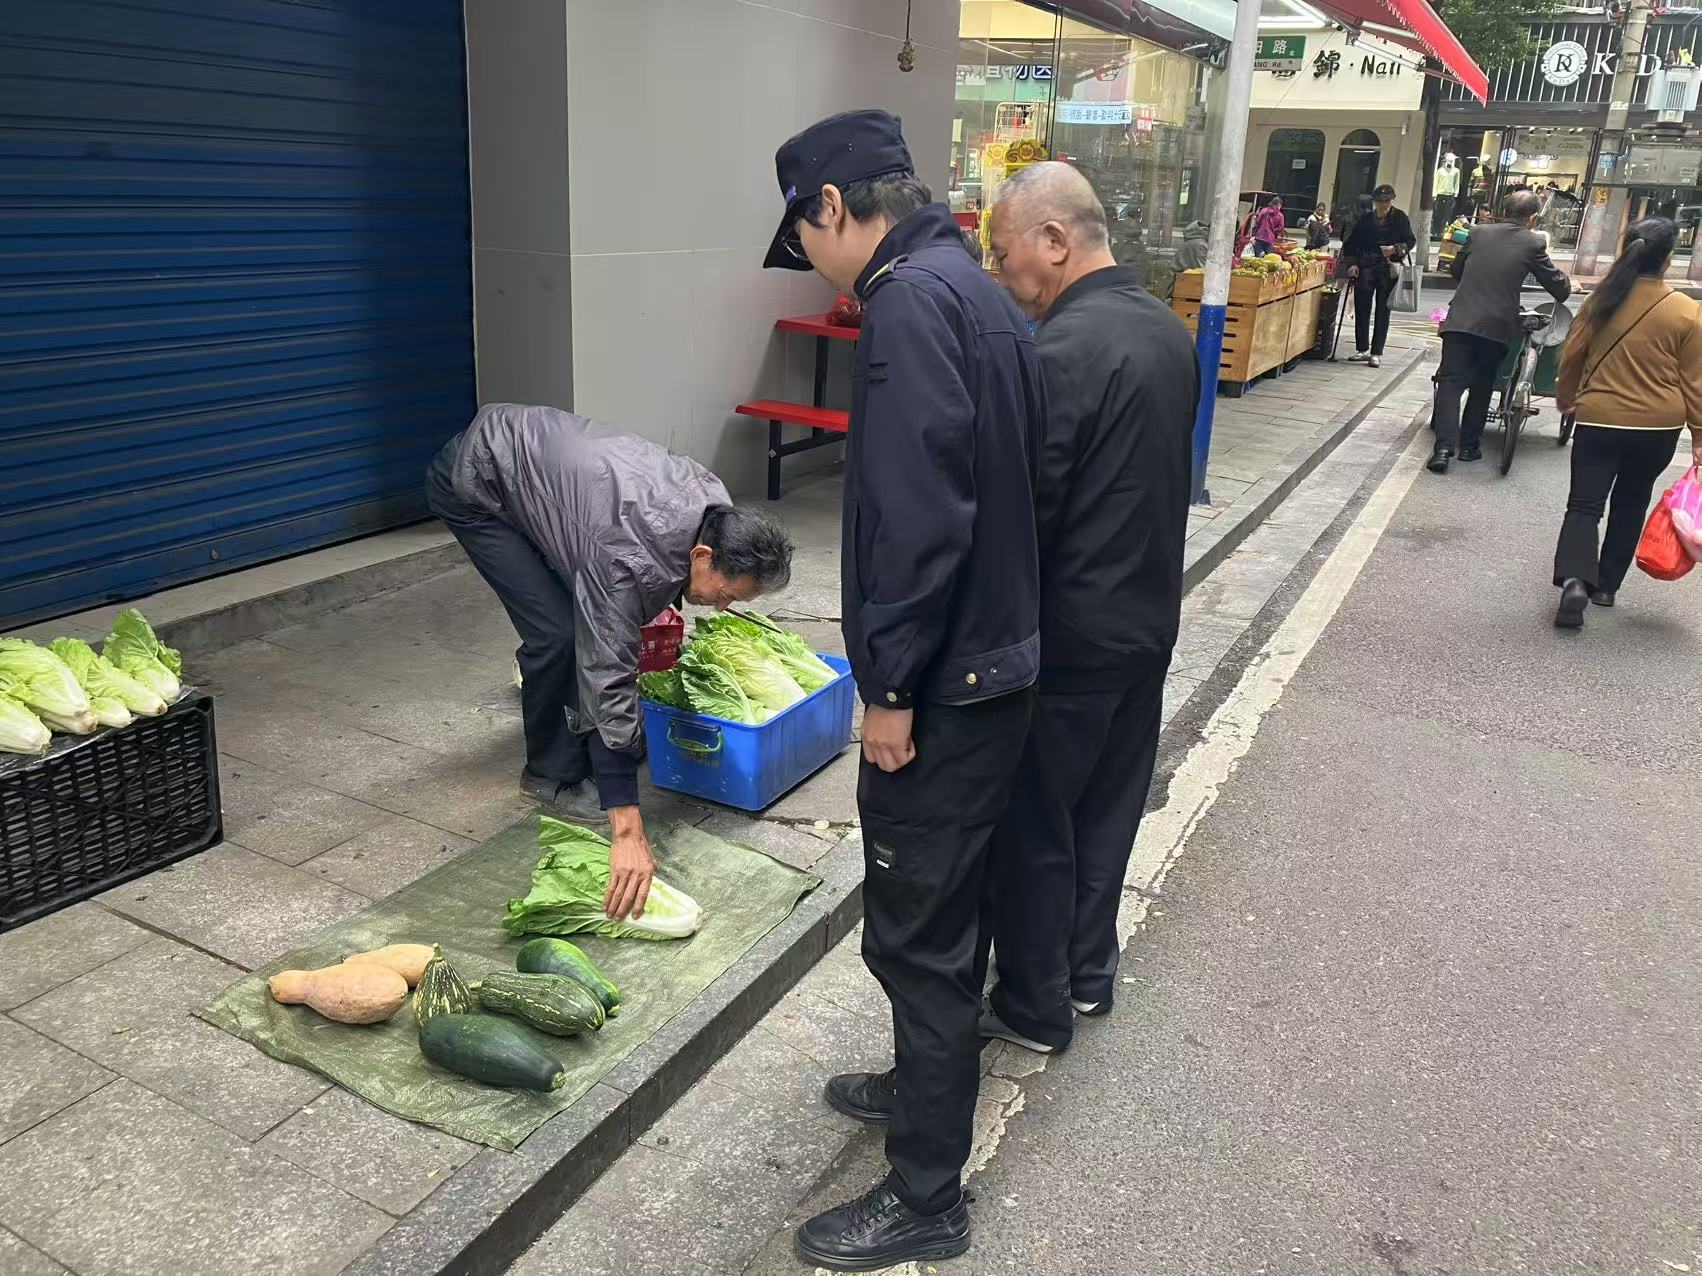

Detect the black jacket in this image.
[1035,267,1197,666]
[842,203,1045,710]
[1341,206,1416,269]
[1444,220,1571,347]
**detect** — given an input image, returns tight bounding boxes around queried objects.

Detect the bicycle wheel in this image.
[1499,369,1529,476]
[1557,410,1575,446]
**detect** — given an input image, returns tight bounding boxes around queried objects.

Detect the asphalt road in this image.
[957,411,1701,1275]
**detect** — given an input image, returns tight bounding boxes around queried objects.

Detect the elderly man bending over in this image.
[982,161,1200,1053]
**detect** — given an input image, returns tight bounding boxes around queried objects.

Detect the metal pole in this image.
[1191,0,1261,505]
[1574,0,1651,278]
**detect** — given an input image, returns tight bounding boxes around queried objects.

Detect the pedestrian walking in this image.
[1426,190,1571,473]
[424,407,792,917]
[1304,202,1332,250]
[980,162,1198,1054]
[1551,217,1702,627]
[1340,184,1415,368]
[1251,195,1286,256]
[761,109,1045,1270]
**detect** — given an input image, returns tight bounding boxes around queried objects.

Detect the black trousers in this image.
[859,690,1034,1216]
[987,657,1168,1050]
[1431,331,1508,452]
[425,464,591,786]
[1553,424,1683,592]
[1353,263,1396,356]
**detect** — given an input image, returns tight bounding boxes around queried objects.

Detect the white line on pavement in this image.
[1116,424,1431,946]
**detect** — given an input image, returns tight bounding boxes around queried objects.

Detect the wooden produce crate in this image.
[1171,278,1298,396]
[1293,258,1329,292]
[1172,269,1295,306]
[1286,284,1324,363]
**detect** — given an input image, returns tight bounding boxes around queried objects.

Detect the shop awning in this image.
[1304,0,1489,103]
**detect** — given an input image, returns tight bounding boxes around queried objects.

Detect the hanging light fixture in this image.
[898,0,916,72]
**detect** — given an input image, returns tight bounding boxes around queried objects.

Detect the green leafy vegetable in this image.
[0,640,97,735]
[48,638,166,718]
[503,816,705,941]
[637,667,690,710]
[101,609,182,701]
[0,694,51,755]
[696,612,837,692]
[675,642,761,723]
[695,632,804,713]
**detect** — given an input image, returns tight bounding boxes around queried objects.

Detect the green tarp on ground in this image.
[199,817,818,1151]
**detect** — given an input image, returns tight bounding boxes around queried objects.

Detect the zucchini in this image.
[515,937,622,1017]
[418,1013,566,1091]
[413,944,475,1035]
[473,970,605,1036]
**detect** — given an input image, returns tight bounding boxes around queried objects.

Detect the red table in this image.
[735,313,859,499]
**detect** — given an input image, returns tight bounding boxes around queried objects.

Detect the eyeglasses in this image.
[782,222,808,262]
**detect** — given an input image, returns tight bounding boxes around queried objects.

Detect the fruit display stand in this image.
[1286,258,1331,365]
[1171,267,1297,396]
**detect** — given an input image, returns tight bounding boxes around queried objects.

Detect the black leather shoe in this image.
[1458,444,1483,462]
[1426,446,1452,474]
[1590,588,1616,607]
[794,1178,970,1271]
[1555,579,1589,629]
[824,1069,896,1124]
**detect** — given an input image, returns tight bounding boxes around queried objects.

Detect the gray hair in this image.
[700,504,793,591]
[1501,189,1541,222]
[994,161,1110,250]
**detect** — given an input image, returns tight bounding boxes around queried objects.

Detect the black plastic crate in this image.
[1,691,222,932]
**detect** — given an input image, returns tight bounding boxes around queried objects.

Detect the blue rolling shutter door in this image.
[0,1,476,626]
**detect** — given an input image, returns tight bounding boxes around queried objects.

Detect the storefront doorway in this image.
[1331,129,1381,227]
[1261,128,1325,227]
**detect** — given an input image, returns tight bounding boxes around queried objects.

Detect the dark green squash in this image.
[412,944,474,1035]
[418,1013,565,1091]
[472,970,605,1036]
[515,937,622,1017]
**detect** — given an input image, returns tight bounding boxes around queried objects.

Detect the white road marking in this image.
[817,428,1430,1276]
[1116,424,1429,945]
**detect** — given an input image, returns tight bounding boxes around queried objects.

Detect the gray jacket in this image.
[1445,221,1570,347]
[442,404,729,755]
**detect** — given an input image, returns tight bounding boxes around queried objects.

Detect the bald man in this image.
[982,162,1199,1053]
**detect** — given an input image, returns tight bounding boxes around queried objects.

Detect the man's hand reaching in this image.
[604,806,653,921]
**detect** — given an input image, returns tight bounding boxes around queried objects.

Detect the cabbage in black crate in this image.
[0,692,223,931]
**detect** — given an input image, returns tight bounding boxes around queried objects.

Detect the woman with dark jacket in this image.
[1304,203,1331,249]
[1551,217,1702,628]
[1339,184,1416,368]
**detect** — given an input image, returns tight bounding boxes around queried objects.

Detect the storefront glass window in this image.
[950,0,1215,293]
[1261,128,1325,225]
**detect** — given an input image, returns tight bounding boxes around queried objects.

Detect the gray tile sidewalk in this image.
[0,330,1437,1276]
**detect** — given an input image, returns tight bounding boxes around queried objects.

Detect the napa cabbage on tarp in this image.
[502,816,705,941]
[49,637,166,723]
[101,609,182,702]
[0,639,97,735]
[0,694,51,755]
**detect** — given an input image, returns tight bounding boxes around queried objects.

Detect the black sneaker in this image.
[1554,579,1590,629]
[794,1178,970,1272]
[1071,995,1112,1016]
[824,1069,896,1124]
[518,771,609,824]
[978,1004,1056,1055]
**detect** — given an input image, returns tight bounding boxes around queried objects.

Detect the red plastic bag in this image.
[825,294,862,327]
[1635,491,1694,581]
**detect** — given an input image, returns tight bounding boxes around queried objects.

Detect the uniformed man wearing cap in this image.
[762,108,1045,1269]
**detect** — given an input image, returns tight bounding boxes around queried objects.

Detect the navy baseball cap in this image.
[763,109,915,271]
[1372,183,1397,201]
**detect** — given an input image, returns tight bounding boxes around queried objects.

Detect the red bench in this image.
[733,399,850,500]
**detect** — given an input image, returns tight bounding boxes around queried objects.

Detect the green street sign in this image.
[1255,35,1306,70]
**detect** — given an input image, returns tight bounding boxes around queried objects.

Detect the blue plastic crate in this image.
[642,654,854,811]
